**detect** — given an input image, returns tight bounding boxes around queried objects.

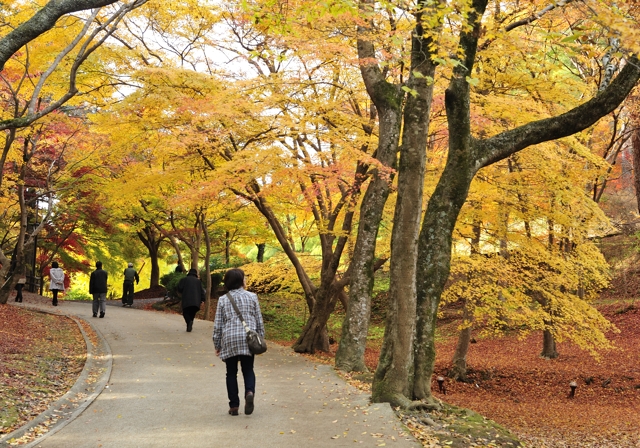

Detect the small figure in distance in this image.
[213,268,265,416]
[49,262,65,307]
[177,268,205,332]
[14,276,26,303]
[90,261,108,318]
[122,262,139,307]
[175,263,185,273]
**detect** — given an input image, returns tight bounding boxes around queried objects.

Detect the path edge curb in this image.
[0,304,113,447]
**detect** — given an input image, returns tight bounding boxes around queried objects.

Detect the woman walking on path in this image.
[49,262,65,306]
[213,268,265,416]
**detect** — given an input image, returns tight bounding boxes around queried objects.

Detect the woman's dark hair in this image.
[223,268,244,291]
[52,261,59,268]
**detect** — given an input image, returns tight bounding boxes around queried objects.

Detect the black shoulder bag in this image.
[226,293,267,355]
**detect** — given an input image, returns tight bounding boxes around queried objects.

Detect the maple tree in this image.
[303,0,640,408]
[0,0,151,303]
[98,1,382,353]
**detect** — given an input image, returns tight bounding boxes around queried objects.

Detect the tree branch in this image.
[0,0,122,71]
[477,56,640,168]
[505,0,576,32]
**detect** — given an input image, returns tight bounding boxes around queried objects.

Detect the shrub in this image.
[241,253,318,299]
[160,271,186,299]
[65,287,91,301]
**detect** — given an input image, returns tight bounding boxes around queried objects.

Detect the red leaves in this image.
[432,302,640,446]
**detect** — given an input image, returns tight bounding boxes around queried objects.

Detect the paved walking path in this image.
[7,301,419,448]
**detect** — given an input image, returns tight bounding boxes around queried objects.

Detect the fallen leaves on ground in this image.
[0,298,86,436]
[430,303,640,448]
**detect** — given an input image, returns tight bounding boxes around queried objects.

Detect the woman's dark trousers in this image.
[224,355,255,409]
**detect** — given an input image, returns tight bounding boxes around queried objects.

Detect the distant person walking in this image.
[14,276,25,303]
[122,262,139,307]
[177,268,205,332]
[49,262,65,307]
[90,261,108,318]
[213,268,265,416]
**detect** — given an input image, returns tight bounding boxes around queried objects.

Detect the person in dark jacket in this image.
[177,268,205,332]
[89,261,108,318]
[122,262,139,307]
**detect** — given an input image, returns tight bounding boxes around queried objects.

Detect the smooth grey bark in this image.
[0,0,122,71]
[371,3,440,407]
[412,0,640,403]
[335,0,403,372]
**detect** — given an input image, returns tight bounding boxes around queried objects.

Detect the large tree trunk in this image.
[335,35,403,371]
[413,0,489,403]
[292,284,339,352]
[411,1,640,404]
[413,142,479,401]
[372,9,438,406]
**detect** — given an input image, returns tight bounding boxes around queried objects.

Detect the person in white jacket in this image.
[49,261,65,306]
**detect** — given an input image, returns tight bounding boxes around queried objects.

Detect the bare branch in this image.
[505,0,576,32]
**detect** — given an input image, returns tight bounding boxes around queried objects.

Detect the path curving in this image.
[10,301,419,447]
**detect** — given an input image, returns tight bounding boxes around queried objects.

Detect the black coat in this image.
[89,269,108,294]
[177,274,205,308]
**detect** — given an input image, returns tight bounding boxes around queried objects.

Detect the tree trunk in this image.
[256,243,265,263]
[541,329,558,359]
[336,94,402,372]
[0,177,29,304]
[411,0,640,404]
[292,286,337,353]
[413,0,488,402]
[632,128,640,213]
[449,300,472,382]
[137,225,163,287]
[201,216,213,320]
[149,252,160,287]
[225,231,231,265]
[413,149,478,401]
[372,13,437,406]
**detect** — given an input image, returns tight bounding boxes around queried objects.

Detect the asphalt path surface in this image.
[13,300,420,448]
